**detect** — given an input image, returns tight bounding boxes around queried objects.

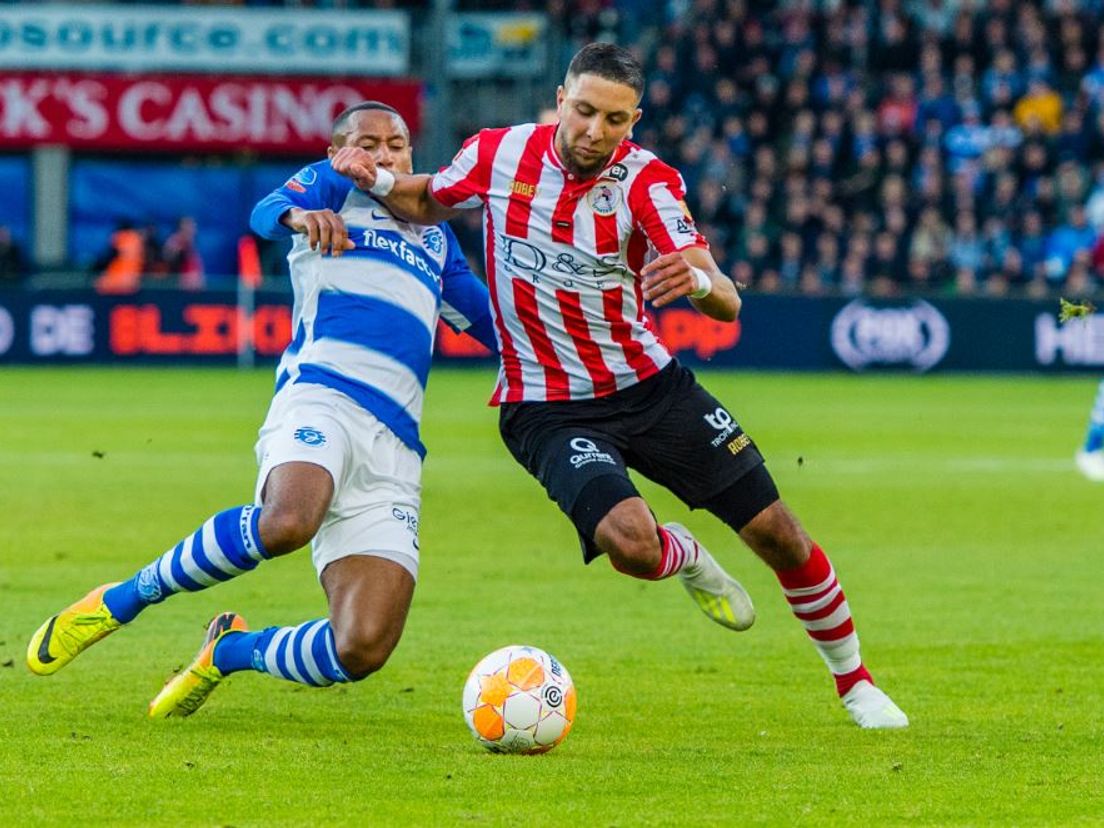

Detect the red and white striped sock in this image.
[776,543,873,697]
[642,526,701,580]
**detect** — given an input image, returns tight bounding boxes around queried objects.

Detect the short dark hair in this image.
[565,43,644,99]
[332,101,405,139]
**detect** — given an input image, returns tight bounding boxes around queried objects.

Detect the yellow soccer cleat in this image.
[148,612,248,719]
[27,583,124,676]
[666,523,756,632]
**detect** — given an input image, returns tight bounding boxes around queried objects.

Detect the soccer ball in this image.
[462,644,576,754]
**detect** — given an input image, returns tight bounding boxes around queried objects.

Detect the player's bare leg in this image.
[594,498,754,630]
[322,556,415,679]
[256,461,334,555]
[739,500,908,729]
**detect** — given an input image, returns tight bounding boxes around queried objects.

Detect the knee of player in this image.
[333,625,398,680]
[739,501,810,568]
[257,508,319,555]
[596,516,661,575]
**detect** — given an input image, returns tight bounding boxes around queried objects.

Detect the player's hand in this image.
[330,146,378,192]
[285,208,355,256]
[641,251,704,307]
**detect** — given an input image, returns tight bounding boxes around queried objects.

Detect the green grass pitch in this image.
[0,367,1101,826]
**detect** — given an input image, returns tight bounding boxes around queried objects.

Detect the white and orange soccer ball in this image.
[462,645,576,754]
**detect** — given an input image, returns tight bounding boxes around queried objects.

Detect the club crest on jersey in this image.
[293,427,327,447]
[588,184,621,217]
[285,167,317,194]
[421,226,444,255]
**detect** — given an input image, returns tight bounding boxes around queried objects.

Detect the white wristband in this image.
[689,266,713,299]
[369,168,395,197]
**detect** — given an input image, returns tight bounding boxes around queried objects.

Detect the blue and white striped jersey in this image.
[250,160,496,459]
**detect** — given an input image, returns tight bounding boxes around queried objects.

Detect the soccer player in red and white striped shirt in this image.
[332,44,908,729]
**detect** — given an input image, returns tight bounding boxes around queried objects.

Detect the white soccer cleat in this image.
[1075,450,1104,482]
[667,523,755,631]
[841,680,909,729]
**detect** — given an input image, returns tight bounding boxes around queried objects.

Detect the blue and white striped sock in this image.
[213,619,352,686]
[1084,380,1104,452]
[103,505,268,624]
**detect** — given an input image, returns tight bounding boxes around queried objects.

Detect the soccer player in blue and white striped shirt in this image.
[27,102,498,717]
[1076,379,1104,481]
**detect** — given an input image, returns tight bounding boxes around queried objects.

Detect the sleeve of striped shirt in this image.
[438,224,498,353]
[428,132,492,210]
[627,160,709,255]
[250,162,351,240]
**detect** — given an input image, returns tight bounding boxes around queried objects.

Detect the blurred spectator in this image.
[1013,78,1062,134]
[981,50,1023,110]
[163,217,205,291]
[142,222,168,281]
[0,225,24,286]
[949,210,984,275]
[1045,204,1098,281]
[916,74,958,133]
[910,207,953,268]
[944,101,988,175]
[1017,211,1051,283]
[94,221,145,295]
[1085,167,1104,230]
[877,74,918,137]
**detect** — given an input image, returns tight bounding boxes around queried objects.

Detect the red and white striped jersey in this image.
[429,122,708,404]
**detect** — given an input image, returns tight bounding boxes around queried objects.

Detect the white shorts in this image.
[254,382,422,580]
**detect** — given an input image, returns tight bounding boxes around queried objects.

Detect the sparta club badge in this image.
[587,183,622,217]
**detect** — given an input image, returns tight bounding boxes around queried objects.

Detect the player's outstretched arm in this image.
[641,246,740,322]
[330,147,458,225]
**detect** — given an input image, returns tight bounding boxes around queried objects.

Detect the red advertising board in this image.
[0,72,421,153]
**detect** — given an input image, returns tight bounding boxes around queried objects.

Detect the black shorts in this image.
[498,360,776,562]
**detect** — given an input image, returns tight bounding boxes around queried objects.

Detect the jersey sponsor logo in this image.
[587,183,621,217]
[293,426,327,446]
[704,407,739,448]
[499,235,627,288]
[568,436,616,469]
[510,179,537,198]
[831,299,950,372]
[604,163,628,182]
[675,218,694,235]
[726,433,751,456]
[361,228,443,284]
[391,507,420,550]
[421,226,444,256]
[285,179,307,193]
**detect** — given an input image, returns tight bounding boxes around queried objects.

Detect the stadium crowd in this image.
[17,0,1104,301]
[608,0,1104,298]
